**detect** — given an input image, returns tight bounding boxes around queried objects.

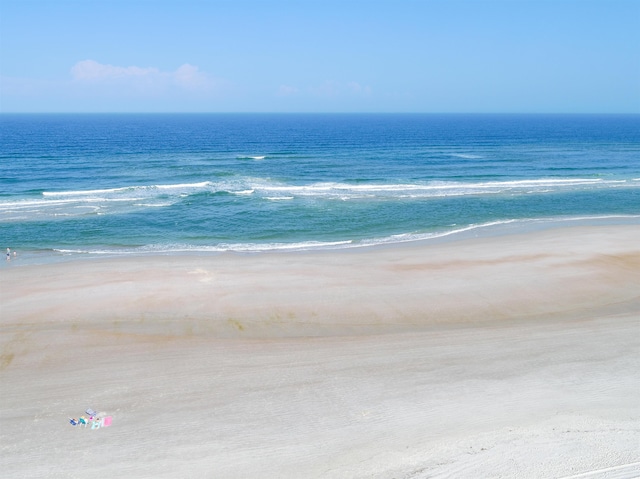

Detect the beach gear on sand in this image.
[68,408,112,429]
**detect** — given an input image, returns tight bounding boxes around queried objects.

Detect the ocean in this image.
[1,113,639,263]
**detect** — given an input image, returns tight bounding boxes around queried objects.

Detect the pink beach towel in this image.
[102,416,112,427]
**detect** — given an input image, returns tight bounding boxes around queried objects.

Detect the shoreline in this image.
[1,223,639,477]
[5,213,640,267]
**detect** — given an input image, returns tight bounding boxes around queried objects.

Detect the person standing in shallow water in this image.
[6,248,10,260]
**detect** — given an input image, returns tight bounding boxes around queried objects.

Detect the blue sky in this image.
[1,0,639,113]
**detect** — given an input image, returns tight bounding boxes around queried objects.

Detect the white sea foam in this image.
[53,239,355,255]
[42,186,134,197]
[155,181,211,190]
[246,177,627,200]
[0,182,216,220]
[1,177,637,223]
[34,177,631,205]
[42,181,211,197]
[450,153,483,159]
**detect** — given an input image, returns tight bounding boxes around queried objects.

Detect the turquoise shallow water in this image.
[1,113,639,261]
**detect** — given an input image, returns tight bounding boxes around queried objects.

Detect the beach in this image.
[1,224,639,478]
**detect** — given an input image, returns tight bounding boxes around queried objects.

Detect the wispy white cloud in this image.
[173,64,211,89]
[70,60,216,92]
[71,60,158,81]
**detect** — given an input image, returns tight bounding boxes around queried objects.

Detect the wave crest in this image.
[1,177,637,222]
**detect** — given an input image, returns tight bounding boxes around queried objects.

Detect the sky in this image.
[1,0,639,113]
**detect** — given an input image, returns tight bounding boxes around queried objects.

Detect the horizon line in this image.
[2,111,639,115]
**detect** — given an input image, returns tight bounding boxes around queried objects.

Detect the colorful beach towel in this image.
[68,408,112,429]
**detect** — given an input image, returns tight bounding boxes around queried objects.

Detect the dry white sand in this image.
[1,225,639,478]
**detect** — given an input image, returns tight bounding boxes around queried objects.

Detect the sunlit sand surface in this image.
[1,225,639,478]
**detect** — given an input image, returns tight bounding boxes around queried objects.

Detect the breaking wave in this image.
[1,177,638,222]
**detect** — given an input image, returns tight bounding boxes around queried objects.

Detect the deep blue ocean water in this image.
[1,114,639,262]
